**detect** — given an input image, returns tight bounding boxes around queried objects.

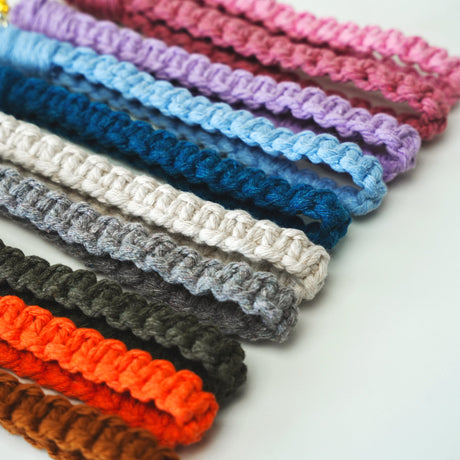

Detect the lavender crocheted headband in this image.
[63,0,456,141]
[11,0,421,184]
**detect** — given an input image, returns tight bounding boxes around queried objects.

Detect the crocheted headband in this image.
[69,4,427,150]
[2,128,310,292]
[1,209,292,343]
[0,166,300,342]
[64,0,455,140]
[1,286,241,407]
[17,159,306,298]
[55,75,384,228]
[11,0,421,183]
[82,84,373,203]
[0,239,247,402]
[0,68,350,249]
[65,0,453,140]
[0,284,234,407]
[47,68,364,227]
[0,28,377,219]
[0,370,178,460]
[0,25,387,217]
[199,0,460,104]
[0,111,330,301]
[0,295,218,447]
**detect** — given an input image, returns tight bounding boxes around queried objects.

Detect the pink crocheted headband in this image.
[65,0,459,141]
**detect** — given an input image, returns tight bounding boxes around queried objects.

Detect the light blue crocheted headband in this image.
[0,25,387,216]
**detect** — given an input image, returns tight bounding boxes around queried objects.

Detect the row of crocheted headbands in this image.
[0,0,458,458]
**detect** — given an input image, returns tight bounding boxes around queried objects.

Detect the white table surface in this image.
[2,0,460,459]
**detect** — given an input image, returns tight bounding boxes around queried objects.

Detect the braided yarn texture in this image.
[0,239,247,402]
[57,76,392,214]
[0,295,218,447]
[0,25,386,216]
[64,0,452,140]
[11,0,421,182]
[107,8,441,136]
[49,69,371,226]
[0,158,309,298]
[0,280,240,405]
[0,206,294,344]
[196,0,460,107]
[197,0,460,101]
[0,166,300,340]
[0,281,233,406]
[0,68,350,248]
[0,339,204,448]
[0,370,179,460]
[0,112,330,299]
[63,0,445,140]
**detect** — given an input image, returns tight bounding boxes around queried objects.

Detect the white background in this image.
[3,0,460,459]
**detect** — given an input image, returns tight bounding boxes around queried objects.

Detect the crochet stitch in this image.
[1,189,300,346]
[0,112,330,298]
[70,7,428,137]
[0,166,300,341]
[0,25,386,216]
[0,295,218,447]
[196,0,460,106]
[64,0,451,140]
[197,0,460,101]
[11,0,421,182]
[49,69,377,214]
[0,283,226,404]
[0,370,179,460]
[0,239,247,402]
[60,76,393,205]
[1,283,236,405]
[0,341,168,440]
[2,159,308,297]
[0,210,290,342]
[12,74,310,235]
[0,341,202,449]
[0,68,350,247]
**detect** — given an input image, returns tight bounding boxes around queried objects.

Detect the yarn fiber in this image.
[0,111,331,299]
[11,0,421,182]
[0,25,386,216]
[0,295,218,447]
[0,204,294,343]
[198,0,460,100]
[49,69,370,221]
[0,166,300,341]
[64,0,453,140]
[0,238,247,402]
[0,370,179,460]
[0,67,350,247]
[56,76,392,217]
